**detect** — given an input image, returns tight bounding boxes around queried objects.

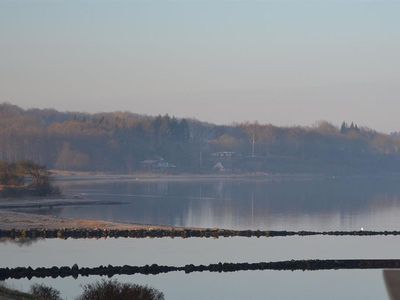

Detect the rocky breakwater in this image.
[2,259,400,280]
[1,228,400,239]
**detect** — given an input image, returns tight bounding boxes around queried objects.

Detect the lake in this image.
[16,176,400,230]
[3,176,400,299]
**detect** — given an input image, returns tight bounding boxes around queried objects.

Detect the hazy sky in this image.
[1,1,399,132]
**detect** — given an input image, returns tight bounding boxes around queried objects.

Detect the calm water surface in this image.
[3,270,392,300]
[18,176,400,230]
[4,177,400,299]
[1,236,400,299]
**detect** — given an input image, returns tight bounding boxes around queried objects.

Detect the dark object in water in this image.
[2,228,400,240]
[2,259,400,280]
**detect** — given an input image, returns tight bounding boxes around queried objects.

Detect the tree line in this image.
[1,102,400,174]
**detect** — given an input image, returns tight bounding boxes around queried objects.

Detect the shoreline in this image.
[51,171,326,184]
[0,210,181,231]
[2,173,400,237]
[2,210,400,239]
[50,171,400,183]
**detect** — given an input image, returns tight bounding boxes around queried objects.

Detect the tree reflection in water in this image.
[0,237,41,247]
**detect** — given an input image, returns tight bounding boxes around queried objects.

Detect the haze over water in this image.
[18,177,400,231]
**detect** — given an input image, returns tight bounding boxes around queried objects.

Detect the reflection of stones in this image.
[384,270,400,300]
[2,228,400,239]
[0,237,42,247]
[3,259,400,280]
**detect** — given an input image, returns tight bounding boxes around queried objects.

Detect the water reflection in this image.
[15,177,400,230]
[0,238,41,247]
[3,236,400,269]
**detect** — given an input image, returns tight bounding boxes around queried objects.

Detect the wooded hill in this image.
[1,102,400,174]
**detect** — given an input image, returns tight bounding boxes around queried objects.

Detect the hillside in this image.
[1,102,400,174]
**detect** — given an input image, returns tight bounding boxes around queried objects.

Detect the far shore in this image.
[51,170,326,183]
[50,170,400,184]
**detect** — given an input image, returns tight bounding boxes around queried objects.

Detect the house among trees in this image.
[213,162,225,172]
[211,151,236,159]
[140,157,176,172]
[3,103,400,174]
[210,152,239,172]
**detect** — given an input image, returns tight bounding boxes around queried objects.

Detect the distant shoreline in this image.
[49,171,400,187]
[51,169,400,179]
[53,170,400,182]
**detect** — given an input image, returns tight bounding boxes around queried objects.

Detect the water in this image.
[1,236,400,299]
[17,176,400,230]
[2,270,392,300]
[3,236,400,268]
[4,176,400,299]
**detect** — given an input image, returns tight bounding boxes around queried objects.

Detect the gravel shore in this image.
[0,210,175,231]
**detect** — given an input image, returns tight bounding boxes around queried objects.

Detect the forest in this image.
[1,102,400,174]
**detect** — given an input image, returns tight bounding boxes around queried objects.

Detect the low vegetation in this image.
[78,279,164,300]
[0,281,164,300]
[0,160,59,197]
[30,283,62,300]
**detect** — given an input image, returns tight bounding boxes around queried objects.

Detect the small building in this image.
[140,157,176,172]
[211,151,236,159]
[213,162,225,172]
[155,161,176,170]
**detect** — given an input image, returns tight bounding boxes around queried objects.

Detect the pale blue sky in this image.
[1,1,399,132]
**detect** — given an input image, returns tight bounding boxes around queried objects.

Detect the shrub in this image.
[77,279,164,300]
[30,283,62,300]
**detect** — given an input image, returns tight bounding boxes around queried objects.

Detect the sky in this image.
[0,1,399,132]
